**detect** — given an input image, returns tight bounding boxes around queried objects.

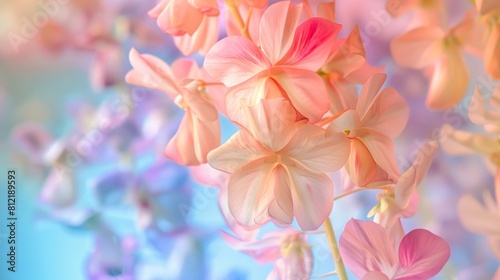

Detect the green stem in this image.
[322,218,348,280]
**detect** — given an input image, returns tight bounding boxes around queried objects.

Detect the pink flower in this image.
[223,228,313,279]
[148,0,220,55]
[207,98,349,230]
[321,26,385,116]
[327,74,409,187]
[148,0,219,36]
[204,1,341,123]
[369,141,437,228]
[390,13,477,109]
[125,48,221,165]
[339,219,450,280]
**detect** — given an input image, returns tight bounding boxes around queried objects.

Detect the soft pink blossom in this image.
[390,12,477,109]
[369,141,438,227]
[223,228,313,279]
[204,1,340,123]
[339,219,450,280]
[327,74,409,187]
[207,98,349,230]
[125,48,221,165]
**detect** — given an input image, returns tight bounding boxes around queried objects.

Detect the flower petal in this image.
[390,27,445,69]
[426,48,469,110]
[396,229,450,279]
[278,18,341,71]
[227,160,275,227]
[258,1,302,64]
[395,141,437,209]
[238,98,298,152]
[358,129,401,182]
[204,36,270,87]
[125,48,180,99]
[273,67,329,122]
[288,166,334,230]
[284,124,350,173]
[208,130,267,173]
[339,219,399,279]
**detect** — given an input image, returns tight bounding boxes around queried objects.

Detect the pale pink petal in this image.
[224,77,283,124]
[278,18,341,71]
[426,48,469,110]
[328,110,361,133]
[268,165,294,225]
[238,98,298,152]
[284,125,350,173]
[227,160,275,227]
[171,58,199,81]
[125,48,179,99]
[339,219,399,279]
[221,230,283,263]
[190,163,229,187]
[272,67,329,122]
[396,229,450,279]
[362,271,390,280]
[324,81,358,116]
[323,26,366,77]
[174,15,219,55]
[458,195,500,235]
[395,141,437,209]
[219,187,259,240]
[288,166,334,230]
[207,131,267,173]
[204,36,270,87]
[360,86,409,138]
[390,27,445,69]
[155,0,203,35]
[258,1,302,64]
[356,73,387,117]
[344,138,380,187]
[359,129,401,182]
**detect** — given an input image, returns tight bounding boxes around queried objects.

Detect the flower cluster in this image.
[124,0,452,279]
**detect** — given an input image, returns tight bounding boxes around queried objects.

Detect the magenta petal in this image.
[396,229,450,280]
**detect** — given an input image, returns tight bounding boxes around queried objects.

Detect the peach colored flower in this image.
[442,87,500,177]
[207,98,349,230]
[223,228,313,279]
[204,1,341,123]
[327,74,409,187]
[458,177,500,261]
[125,48,221,165]
[476,1,500,79]
[148,0,219,55]
[368,141,437,228]
[340,218,450,280]
[320,26,385,116]
[390,12,477,109]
